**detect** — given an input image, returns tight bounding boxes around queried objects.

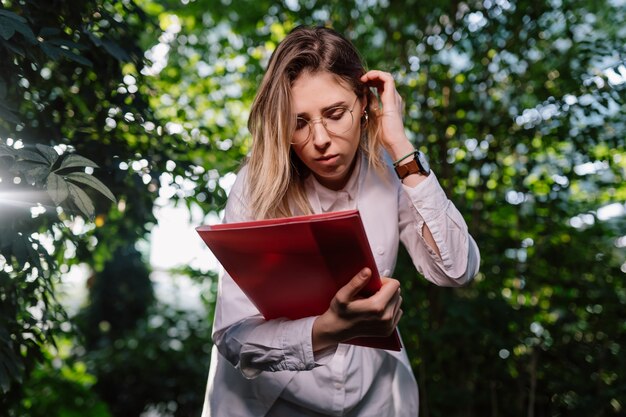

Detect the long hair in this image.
[246,26,385,219]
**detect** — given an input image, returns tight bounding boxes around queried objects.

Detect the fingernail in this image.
[360,268,369,277]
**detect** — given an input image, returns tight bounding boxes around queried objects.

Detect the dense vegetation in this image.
[1,0,625,416]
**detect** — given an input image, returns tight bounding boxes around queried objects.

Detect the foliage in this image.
[0,0,212,414]
[18,339,112,417]
[1,0,625,416]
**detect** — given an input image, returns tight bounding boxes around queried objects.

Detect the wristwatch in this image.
[394,150,430,180]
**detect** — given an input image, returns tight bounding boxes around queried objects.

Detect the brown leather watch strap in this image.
[394,158,424,180]
[394,155,428,181]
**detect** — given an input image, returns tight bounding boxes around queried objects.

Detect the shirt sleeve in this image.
[210,166,323,379]
[398,171,480,287]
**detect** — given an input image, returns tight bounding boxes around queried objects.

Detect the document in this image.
[196,209,402,351]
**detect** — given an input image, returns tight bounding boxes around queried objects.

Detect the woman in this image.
[201,26,480,416]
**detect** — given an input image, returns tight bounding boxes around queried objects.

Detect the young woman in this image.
[201,26,480,417]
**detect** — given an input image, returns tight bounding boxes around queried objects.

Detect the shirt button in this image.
[383,269,390,276]
[376,247,385,255]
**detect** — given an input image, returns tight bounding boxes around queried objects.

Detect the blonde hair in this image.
[246,26,385,219]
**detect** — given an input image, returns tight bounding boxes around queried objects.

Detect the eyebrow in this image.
[296,100,349,118]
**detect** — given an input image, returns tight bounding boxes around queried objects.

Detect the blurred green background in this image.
[1,0,625,416]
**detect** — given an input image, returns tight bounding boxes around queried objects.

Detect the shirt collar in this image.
[306,155,361,212]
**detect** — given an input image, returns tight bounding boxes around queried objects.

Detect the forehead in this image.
[290,71,354,114]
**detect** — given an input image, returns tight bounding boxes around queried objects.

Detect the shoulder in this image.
[361,151,401,191]
[224,162,254,222]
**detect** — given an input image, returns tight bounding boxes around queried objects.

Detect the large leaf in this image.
[39,42,62,60]
[0,9,27,23]
[67,182,95,220]
[35,144,59,165]
[58,48,93,67]
[17,149,49,165]
[0,144,15,159]
[46,172,69,205]
[57,154,99,170]
[47,38,89,51]
[65,172,116,203]
[0,13,36,45]
[101,38,131,61]
[9,159,46,175]
[24,164,50,185]
[0,20,15,40]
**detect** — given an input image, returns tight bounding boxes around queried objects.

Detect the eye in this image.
[324,107,347,120]
[295,117,308,130]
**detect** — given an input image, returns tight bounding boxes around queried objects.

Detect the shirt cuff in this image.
[238,316,318,378]
[401,171,456,269]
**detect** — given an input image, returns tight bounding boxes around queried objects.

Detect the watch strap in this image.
[394,151,427,180]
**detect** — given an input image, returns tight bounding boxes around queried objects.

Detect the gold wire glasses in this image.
[291,96,359,145]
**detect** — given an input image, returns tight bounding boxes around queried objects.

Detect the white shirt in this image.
[201,154,481,417]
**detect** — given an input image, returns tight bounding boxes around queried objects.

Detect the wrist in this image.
[312,314,340,352]
[385,137,414,161]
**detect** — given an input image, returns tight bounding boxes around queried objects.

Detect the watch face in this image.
[418,151,430,174]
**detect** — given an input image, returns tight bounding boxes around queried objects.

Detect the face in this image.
[290,71,364,191]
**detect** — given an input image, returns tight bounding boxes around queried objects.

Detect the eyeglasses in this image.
[291,96,359,145]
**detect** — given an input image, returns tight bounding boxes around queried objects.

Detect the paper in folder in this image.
[196,209,401,351]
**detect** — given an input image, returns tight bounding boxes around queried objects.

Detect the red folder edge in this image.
[196,210,402,351]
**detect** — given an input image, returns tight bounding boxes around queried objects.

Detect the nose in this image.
[310,118,331,148]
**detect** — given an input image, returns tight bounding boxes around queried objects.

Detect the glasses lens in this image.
[324,107,353,135]
[291,103,355,145]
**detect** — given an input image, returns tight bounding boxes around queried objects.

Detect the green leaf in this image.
[0,15,37,45]
[46,172,69,205]
[0,20,15,40]
[10,159,46,175]
[35,144,59,165]
[102,38,131,61]
[67,182,95,220]
[40,42,62,60]
[24,164,50,184]
[17,149,49,164]
[65,172,116,203]
[57,154,99,170]
[85,30,103,47]
[0,144,15,159]
[59,48,93,67]
[0,10,27,23]
[47,38,89,51]
[3,41,24,57]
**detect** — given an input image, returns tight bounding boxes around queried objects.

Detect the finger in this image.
[360,70,396,97]
[361,73,402,116]
[336,268,372,303]
[392,308,403,328]
[363,278,400,312]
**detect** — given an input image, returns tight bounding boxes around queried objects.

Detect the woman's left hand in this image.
[360,70,413,157]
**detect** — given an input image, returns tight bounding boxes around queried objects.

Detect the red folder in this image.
[196,209,401,351]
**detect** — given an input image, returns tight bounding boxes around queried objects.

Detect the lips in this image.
[316,154,338,162]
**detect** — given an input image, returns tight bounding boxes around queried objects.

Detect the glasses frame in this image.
[291,96,360,145]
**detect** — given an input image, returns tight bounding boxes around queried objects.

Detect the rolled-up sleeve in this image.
[398,171,480,287]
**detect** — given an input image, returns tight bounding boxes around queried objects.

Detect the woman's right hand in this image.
[312,268,403,352]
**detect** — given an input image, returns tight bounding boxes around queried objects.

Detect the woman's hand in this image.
[312,267,403,352]
[360,70,414,159]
